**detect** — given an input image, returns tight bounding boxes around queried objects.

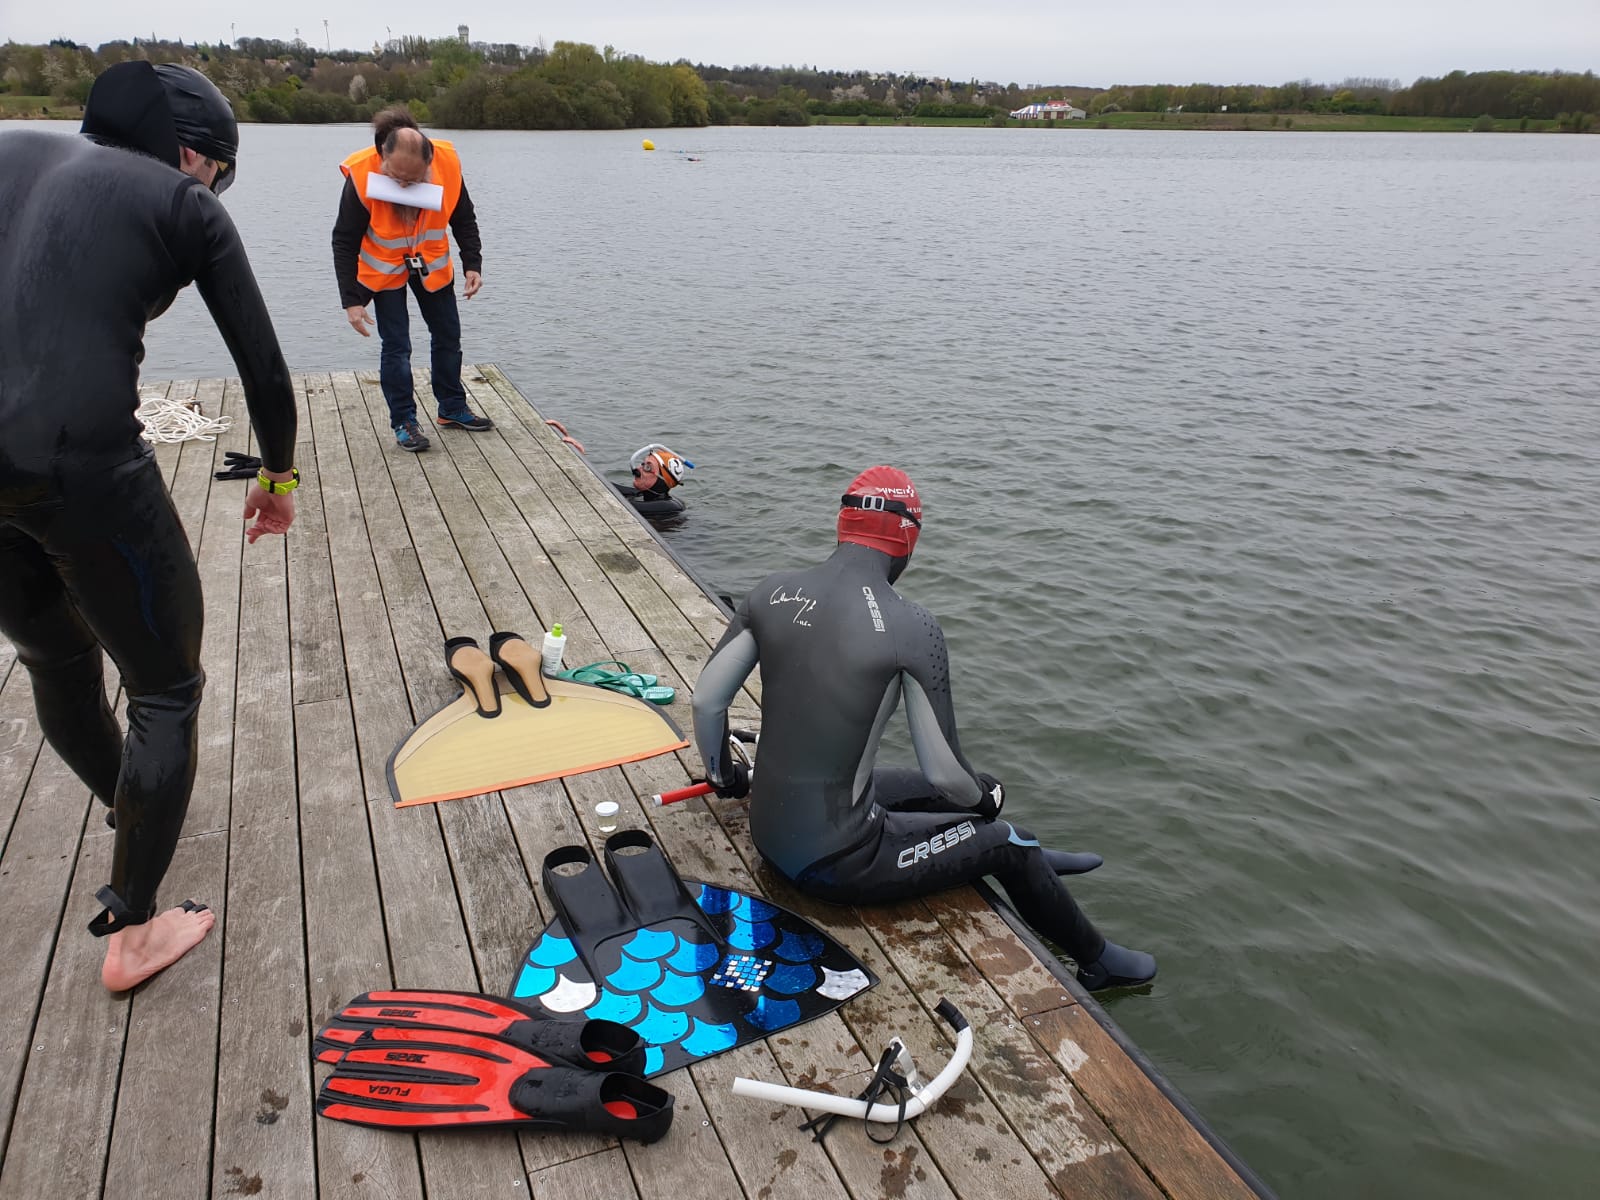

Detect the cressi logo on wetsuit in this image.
[896,820,976,869]
[862,586,886,632]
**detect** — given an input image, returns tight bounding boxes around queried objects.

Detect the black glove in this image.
[713,760,750,800]
[214,451,262,481]
[974,773,1005,820]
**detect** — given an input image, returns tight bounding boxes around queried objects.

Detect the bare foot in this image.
[101,902,216,992]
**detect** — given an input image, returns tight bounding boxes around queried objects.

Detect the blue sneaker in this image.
[394,420,431,452]
[437,407,494,432]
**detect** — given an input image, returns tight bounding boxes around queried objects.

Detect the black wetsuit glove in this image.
[713,760,750,800]
[214,451,262,481]
[974,773,1005,820]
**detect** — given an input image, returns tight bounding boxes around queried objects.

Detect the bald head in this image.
[381,126,433,185]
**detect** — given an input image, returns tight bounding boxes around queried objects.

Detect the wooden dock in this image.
[0,365,1270,1200]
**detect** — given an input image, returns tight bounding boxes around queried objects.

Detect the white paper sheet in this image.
[364,172,444,212]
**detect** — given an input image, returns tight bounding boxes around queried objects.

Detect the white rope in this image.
[136,392,233,445]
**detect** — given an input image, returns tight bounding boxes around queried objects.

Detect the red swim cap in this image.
[837,466,922,558]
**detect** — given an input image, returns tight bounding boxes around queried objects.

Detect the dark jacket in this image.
[0,91,296,477]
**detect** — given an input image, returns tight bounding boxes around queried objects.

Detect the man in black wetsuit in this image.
[692,466,1157,991]
[0,62,299,991]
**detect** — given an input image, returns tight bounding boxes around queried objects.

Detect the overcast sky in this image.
[16,1,1599,87]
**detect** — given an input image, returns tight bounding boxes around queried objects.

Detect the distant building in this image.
[1009,100,1087,120]
[458,24,469,43]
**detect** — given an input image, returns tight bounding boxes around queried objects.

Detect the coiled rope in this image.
[137,391,233,444]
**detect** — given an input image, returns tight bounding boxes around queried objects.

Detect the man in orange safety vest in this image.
[332,107,491,452]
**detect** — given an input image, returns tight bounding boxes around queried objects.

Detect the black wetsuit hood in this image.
[80,60,181,169]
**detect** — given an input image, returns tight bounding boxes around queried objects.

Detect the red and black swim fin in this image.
[314,988,645,1076]
[316,1025,674,1141]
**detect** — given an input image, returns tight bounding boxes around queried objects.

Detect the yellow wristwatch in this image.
[257,468,300,494]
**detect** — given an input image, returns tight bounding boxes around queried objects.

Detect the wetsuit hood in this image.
[154,63,239,192]
[80,61,181,169]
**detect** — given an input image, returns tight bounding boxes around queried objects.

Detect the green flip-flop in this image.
[554,661,674,705]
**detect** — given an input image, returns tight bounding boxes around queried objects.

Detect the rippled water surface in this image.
[82,120,1600,1196]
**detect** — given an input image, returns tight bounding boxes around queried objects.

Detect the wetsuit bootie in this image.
[1076,941,1157,992]
[1043,848,1103,875]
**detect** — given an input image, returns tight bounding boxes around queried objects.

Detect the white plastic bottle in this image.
[540,623,567,676]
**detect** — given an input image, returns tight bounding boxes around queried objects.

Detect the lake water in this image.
[25,119,1600,1197]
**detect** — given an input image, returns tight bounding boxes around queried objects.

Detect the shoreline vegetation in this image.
[2,36,1595,134]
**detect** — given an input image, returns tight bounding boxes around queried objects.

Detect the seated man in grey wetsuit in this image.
[692,465,1156,991]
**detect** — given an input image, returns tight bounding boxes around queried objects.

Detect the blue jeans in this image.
[371,276,468,427]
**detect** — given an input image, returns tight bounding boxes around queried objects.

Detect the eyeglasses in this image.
[208,158,234,196]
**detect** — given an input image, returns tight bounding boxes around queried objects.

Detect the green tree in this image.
[428,39,480,89]
[666,64,709,126]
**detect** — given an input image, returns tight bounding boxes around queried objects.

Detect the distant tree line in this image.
[1,38,1594,130]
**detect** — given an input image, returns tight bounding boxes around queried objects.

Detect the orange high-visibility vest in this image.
[340,141,463,293]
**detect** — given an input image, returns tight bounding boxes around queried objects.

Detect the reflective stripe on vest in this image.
[339,141,464,293]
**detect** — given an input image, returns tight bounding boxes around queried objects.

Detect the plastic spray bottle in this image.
[540,623,567,676]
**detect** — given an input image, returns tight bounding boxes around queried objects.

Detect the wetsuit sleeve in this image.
[180,183,298,474]
[692,599,760,787]
[899,607,984,808]
[450,179,483,275]
[331,176,370,309]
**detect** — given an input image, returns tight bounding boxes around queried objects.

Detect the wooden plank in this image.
[395,392,539,639]
[286,374,348,705]
[468,371,631,547]
[0,742,98,1183]
[339,372,458,715]
[459,375,582,545]
[1031,1004,1258,1200]
[319,373,469,980]
[685,1040,853,1200]
[165,376,222,551]
[296,695,423,1200]
[0,667,41,855]
[210,463,317,1198]
[100,379,239,1196]
[0,794,120,1200]
[183,379,250,836]
[101,832,227,1200]
[528,1148,641,1200]
[854,898,1163,1198]
[923,888,1077,1020]
[319,370,528,1190]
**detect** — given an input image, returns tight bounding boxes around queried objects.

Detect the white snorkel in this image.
[628,443,695,488]
[731,998,973,1139]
